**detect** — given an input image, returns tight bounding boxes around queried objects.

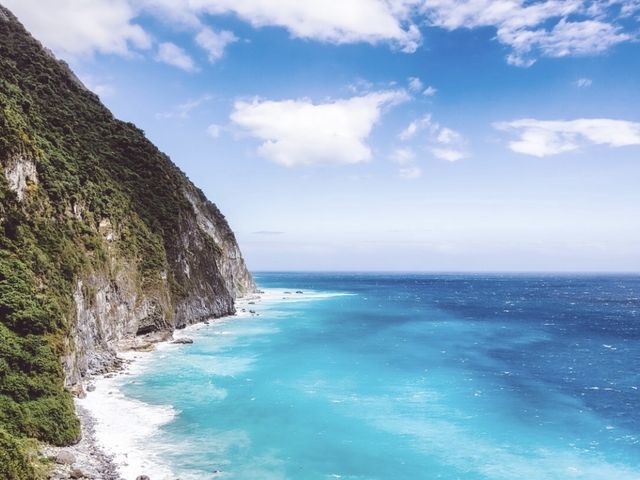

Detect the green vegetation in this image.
[0,7,223,477]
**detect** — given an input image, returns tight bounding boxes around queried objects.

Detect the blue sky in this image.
[7,0,640,271]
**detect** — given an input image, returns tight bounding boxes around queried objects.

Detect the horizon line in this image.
[250,270,640,275]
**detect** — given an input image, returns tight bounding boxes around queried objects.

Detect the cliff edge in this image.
[0,5,254,478]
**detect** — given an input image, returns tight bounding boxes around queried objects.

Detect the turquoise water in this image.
[119,273,640,479]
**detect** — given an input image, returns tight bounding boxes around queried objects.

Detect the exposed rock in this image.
[172,337,194,344]
[70,384,86,398]
[183,186,255,300]
[42,404,120,480]
[136,476,151,480]
[130,343,155,352]
[70,468,88,479]
[55,450,76,465]
[3,151,37,201]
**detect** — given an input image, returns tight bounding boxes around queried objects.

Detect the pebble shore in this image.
[42,403,122,480]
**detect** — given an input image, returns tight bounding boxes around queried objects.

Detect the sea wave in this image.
[77,374,177,480]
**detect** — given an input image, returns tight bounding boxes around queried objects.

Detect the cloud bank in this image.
[231,91,408,167]
[495,118,640,157]
[6,0,636,66]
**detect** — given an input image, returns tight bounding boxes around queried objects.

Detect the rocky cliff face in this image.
[0,5,254,476]
[63,183,256,389]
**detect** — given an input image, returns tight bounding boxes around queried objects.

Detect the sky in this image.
[5,0,640,272]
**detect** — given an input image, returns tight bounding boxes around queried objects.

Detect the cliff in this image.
[0,5,255,478]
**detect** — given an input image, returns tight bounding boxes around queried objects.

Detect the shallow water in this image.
[112,273,640,479]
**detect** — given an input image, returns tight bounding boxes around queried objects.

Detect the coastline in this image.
[44,292,263,480]
[46,287,344,480]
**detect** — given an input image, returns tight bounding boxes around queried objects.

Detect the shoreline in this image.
[44,292,264,480]
[46,288,340,479]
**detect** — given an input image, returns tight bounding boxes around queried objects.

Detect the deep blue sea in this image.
[114,273,640,479]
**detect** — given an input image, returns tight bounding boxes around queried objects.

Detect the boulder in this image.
[70,468,87,479]
[171,337,193,344]
[136,476,151,480]
[55,450,75,465]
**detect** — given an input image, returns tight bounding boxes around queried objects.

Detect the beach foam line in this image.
[241,288,354,305]
[77,373,177,480]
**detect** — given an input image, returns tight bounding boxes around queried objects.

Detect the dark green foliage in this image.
[0,427,36,480]
[0,6,226,477]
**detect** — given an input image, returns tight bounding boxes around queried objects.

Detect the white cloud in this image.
[205,0,423,52]
[431,148,466,162]
[79,74,115,97]
[526,18,630,59]
[196,27,238,62]
[399,114,468,161]
[10,0,423,58]
[399,166,423,179]
[399,115,432,141]
[7,0,635,67]
[4,0,151,56]
[156,95,212,119]
[575,77,593,87]
[142,0,423,52]
[495,118,640,157]
[391,146,423,178]
[207,124,221,138]
[408,76,424,92]
[436,127,462,145]
[156,42,197,71]
[230,90,408,167]
[506,53,536,67]
[423,86,437,97]
[390,147,416,164]
[421,0,633,66]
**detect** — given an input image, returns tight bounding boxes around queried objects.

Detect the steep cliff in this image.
[0,5,254,478]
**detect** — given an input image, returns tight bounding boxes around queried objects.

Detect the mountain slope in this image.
[0,5,254,478]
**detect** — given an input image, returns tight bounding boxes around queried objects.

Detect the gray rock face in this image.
[63,182,255,389]
[183,185,255,298]
[3,150,37,201]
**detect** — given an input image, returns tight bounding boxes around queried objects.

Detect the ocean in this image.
[82,273,640,480]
